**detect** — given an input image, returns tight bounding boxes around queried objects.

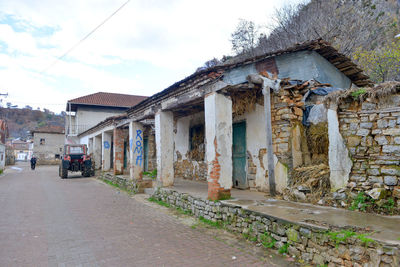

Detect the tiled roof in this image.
[67,92,148,111]
[32,125,65,134]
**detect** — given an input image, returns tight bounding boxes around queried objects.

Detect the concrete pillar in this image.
[328,108,352,190]
[204,92,233,200]
[88,138,94,155]
[94,135,102,169]
[155,111,174,186]
[113,128,124,175]
[129,121,144,180]
[102,131,112,171]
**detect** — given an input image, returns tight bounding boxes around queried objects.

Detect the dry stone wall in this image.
[152,188,399,266]
[338,98,400,206]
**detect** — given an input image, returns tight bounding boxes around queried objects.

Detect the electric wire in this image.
[41,0,131,74]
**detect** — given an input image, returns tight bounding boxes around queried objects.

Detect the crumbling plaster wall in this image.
[234,104,281,191]
[174,112,207,181]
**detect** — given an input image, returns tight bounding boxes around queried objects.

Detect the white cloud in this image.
[0,0,304,112]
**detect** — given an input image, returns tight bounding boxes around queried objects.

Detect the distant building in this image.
[11,139,29,161]
[0,120,8,169]
[65,92,147,144]
[31,126,65,164]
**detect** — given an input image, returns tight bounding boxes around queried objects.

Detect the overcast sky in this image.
[0,0,304,113]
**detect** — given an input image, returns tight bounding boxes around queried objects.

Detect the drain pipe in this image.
[247,74,281,197]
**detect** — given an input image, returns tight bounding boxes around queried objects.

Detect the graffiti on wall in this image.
[103,141,110,149]
[133,129,143,165]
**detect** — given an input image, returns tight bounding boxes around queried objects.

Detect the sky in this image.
[0,0,304,113]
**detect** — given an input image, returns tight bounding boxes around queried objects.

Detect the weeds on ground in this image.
[147,196,171,208]
[198,216,223,228]
[143,169,157,179]
[259,232,276,248]
[278,243,289,254]
[102,179,121,189]
[349,192,371,212]
[380,198,395,214]
[327,230,375,247]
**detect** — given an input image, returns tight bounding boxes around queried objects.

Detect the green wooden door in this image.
[232,122,247,189]
[143,138,149,172]
[123,141,127,169]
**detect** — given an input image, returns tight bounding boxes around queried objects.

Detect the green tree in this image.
[354,41,400,82]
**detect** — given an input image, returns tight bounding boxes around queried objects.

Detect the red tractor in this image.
[59,144,94,178]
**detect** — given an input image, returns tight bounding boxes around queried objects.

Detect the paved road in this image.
[0,163,291,267]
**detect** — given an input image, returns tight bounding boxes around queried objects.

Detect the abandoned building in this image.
[65,92,147,144]
[31,125,65,164]
[77,39,382,201]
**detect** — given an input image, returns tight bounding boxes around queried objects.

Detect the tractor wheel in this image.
[82,168,90,177]
[61,166,68,179]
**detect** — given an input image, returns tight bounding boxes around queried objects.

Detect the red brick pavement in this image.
[0,163,292,267]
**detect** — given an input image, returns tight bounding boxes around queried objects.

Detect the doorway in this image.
[232,121,247,189]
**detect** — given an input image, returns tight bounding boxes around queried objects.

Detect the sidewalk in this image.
[169,178,400,246]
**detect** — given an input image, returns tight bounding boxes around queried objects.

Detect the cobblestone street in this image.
[0,163,291,267]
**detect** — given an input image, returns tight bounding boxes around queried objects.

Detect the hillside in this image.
[0,107,65,140]
[228,0,400,82]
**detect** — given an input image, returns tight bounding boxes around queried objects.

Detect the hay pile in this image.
[287,164,331,203]
[305,122,329,164]
[231,89,263,116]
[324,81,400,106]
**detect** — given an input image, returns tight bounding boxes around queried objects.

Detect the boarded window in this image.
[189,125,205,161]
[40,138,45,145]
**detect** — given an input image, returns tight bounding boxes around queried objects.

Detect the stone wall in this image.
[338,97,400,205]
[152,188,399,266]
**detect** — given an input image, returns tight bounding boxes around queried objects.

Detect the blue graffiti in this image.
[103,141,110,149]
[134,129,143,165]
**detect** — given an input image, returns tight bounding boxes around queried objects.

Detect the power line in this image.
[41,0,131,74]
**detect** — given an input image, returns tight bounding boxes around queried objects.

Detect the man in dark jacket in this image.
[30,156,37,170]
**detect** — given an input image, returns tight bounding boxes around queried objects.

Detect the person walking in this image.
[30,156,37,170]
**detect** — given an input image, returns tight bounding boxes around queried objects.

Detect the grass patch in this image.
[380,198,395,214]
[349,192,371,212]
[278,243,289,254]
[327,230,375,247]
[176,206,192,215]
[102,179,121,189]
[147,196,171,208]
[351,88,367,100]
[143,169,157,179]
[259,232,276,248]
[0,169,3,175]
[198,216,223,228]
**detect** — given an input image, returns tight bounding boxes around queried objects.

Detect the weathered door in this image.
[143,138,149,172]
[232,122,247,189]
[123,140,127,169]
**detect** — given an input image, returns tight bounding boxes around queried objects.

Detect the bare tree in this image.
[231,19,259,56]
[257,0,400,59]
[196,57,221,72]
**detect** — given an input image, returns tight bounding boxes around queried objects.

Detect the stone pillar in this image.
[102,131,112,171]
[94,135,102,169]
[113,127,124,175]
[204,92,233,200]
[129,121,144,180]
[155,111,174,186]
